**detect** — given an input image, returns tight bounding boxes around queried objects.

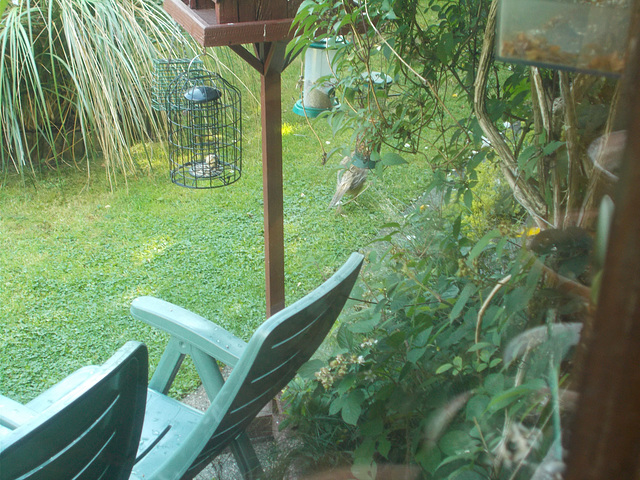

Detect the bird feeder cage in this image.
[497,0,631,76]
[151,58,202,111]
[293,40,339,118]
[167,67,242,189]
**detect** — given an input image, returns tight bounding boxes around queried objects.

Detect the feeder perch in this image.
[151,58,203,111]
[293,40,340,118]
[497,0,631,76]
[167,67,242,188]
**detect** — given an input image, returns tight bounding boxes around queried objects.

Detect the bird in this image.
[204,153,219,167]
[528,226,593,280]
[190,153,221,178]
[329,154,369,208]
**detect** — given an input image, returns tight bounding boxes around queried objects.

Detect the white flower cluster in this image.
[360,338,378,348]
[314,353,366,390]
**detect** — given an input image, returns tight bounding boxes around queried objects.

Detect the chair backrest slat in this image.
[0,342,148,480]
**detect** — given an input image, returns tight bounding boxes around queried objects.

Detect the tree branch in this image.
[473,0,548,227]
[560,71,582,227]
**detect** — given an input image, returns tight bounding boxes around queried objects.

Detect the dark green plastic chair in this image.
[0,253,363,479]
[0,341,148,480]
[129,251,363,480]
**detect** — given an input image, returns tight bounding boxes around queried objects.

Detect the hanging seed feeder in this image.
[497,0,631,76]
[167,65,242,188]
[292,39,341,118]
[151,58,203,112]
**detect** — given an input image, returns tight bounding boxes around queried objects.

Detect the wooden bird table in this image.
[164,0,303,316]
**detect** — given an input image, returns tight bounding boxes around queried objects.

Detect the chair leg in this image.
[229,432,265,480]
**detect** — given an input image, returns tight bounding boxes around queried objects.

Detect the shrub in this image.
[283,192,585,479]
[0,0,188,182]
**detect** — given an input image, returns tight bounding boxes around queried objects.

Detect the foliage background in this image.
[280,0,617,477]
[0,0,622,477]
[0,44,436,403]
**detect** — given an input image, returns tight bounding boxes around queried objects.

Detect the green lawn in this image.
[0,50,433,402]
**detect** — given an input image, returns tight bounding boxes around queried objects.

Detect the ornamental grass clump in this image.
[0,0,188,185]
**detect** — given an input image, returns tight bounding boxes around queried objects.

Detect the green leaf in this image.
[354,436,376,461]
[466,341,493,353]
[297,359,324,380]
[517,145,538,169]
[489,358,502,368]
[465,394,490,421]
[415,446,441,474]
[437,451,477,468]
[348,317,379,333]
[436,32,454,63]
[336,374,357,395]
[436,363,453,374]
[466,229,501,264]
[407,346,427,363]
[380,222,401,229]
[351,458,377,480]
[452,214,462,238]
[413,326,433,347]
[381,152,408,166]
[463,189,473,210]
[543,140,565,155]
[449,283,476,321]
[342,389,365,425]
[452,356,463,368]
[377,437,392,458]
[483,373,504,395]
[440,283,460,300]
[451,471,487,480]
[487,379,546,411]
[439,430,472,456]
[329,395,346,416]
[495,236,508,258]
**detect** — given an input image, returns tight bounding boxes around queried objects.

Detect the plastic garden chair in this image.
[0,252,363,479]
[0,341,148,480]
[130,251,363,479]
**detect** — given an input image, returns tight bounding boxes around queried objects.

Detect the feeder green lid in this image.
[310,40,329,49]
[184,85,221,103]
[310,37,346,49]
[361,71,393,87]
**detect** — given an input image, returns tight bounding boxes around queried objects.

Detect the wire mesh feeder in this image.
[167,67,242,188]
[151,58,203,112]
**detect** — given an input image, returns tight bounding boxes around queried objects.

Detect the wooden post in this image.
[565,6,640,478]
[162,1,299,318]
[260,43,287,317]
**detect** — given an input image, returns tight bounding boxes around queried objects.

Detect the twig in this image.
[492,347,531,477]
[559,71,581,228]
[475,274,512,350]
[473,0,547,227]
[537,259,591,302]
[361,0,471,144]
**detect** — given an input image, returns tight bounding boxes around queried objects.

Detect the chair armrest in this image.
[131,296,246,367]
[0,395,36,430]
